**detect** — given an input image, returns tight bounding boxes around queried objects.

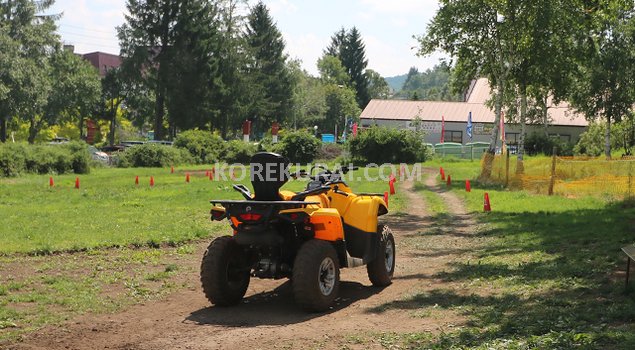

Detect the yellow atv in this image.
[202,152,395,312]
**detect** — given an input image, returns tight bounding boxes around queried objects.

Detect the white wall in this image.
[360,119,587,145]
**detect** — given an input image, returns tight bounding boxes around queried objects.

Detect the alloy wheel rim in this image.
[318,257,336,296]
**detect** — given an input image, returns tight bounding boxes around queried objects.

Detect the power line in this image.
[58,30,117,42]
[59,23,117,35]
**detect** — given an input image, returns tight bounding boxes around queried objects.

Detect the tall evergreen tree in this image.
[244,1,293,133]
[324,27,371,108]
[342,27,370,108]
[118,0,183,140]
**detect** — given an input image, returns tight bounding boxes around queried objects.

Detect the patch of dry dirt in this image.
[6,169,481,350]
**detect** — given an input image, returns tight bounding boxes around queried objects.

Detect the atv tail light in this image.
[210,207,226,221]
[279,212,309,223]
[238,213,263,222]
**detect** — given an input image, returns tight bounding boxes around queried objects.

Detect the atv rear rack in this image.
[210,200,319,208]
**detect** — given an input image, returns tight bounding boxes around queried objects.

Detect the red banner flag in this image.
[440,115,445,144]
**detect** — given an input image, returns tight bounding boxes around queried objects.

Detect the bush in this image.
[275,130,321,163]
[223,140,257,164]
[0,143,27,177]
[0,142,92,177]
[348,126,427,164]
[118,144,193,168]
[63,141,91,174]
[317,143,344,160]
[173,130,225,164]
[525,133,574,156]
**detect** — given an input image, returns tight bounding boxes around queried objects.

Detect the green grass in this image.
[0,165,404,254]
[370,160,635,349]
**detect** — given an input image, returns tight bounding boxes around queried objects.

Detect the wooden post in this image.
[505,151,510,187]
[548,146,557,196]
[627,258,631,289]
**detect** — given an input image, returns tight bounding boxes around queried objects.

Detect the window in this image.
[444,131,462,143]
[505,132,520,145]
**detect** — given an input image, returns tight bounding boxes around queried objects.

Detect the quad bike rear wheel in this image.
[292,240,340,312]
[367,224,396,286]
[200,236,250,306]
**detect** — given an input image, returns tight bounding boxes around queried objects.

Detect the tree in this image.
[366,69,390,100]
[244,1,293,133]
[40,49,101,144]
[101,67,125,146]
[317,55,350,86]
[568,1,635,159]
[288,59,326,129]
[0,0,60,143]
[420,0,519,178]
[322,84,360,136]
[325,27,371,108]
[396,63,461,101]
[118,0,183,141]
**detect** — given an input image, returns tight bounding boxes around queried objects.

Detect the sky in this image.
[49,0,445,78]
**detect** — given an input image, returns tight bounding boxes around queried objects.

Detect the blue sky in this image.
[50,0,445,77]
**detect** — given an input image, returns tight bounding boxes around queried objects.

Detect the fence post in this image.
[505,150,510,187]
[548,146,557,196]
[629,161,633,199]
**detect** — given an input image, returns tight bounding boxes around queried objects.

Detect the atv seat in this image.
[250,152,290,201]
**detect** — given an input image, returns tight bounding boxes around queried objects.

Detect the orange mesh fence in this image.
[483,154,635,199]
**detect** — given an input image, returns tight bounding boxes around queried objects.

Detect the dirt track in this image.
[9,169,480,350]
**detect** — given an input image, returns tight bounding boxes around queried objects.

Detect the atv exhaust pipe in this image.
[346,252,365,268]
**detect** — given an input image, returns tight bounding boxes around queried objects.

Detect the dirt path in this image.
[9,170,480,350]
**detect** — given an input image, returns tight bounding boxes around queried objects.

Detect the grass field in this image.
[0,164,406,340]
[0,165,406,254]
[381,157,635,349]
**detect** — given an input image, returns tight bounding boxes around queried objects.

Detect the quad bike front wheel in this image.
[292,240,340,312]
[200,236,250,306]
[367,224,396,286]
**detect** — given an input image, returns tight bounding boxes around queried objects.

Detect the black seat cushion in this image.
[250,152,289,201]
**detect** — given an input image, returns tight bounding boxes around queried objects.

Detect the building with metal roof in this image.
[359,78,588,146]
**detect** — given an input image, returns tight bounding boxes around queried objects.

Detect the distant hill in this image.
[385,74,408,92]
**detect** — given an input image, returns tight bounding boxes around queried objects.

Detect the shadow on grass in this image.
[371,201,635,349]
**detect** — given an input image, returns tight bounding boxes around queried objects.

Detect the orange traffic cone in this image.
[186,173,190,183]
[383,191,389,208]
[389,179,396,195]
[440,167,445,181]
[150,176,155,187]
[447,175,452,187]
[466,179,471,192]
[484,192,491,212]
[49,177,54,187]
[135,176,139,185]
[75,177,80,189]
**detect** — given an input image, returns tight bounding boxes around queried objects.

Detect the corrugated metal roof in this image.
[466,78,491,104]
[361,92,588,127]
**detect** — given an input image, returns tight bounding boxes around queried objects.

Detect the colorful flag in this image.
[352,122,358,137]
[466,112,473,140]
[440,115,445,144]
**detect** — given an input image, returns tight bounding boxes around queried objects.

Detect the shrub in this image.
[63,141,91,174]
[223,140,257,164]
[525,132,574,156]
[275,131,321,163]
[317,143,344,160]
[348,126,427,164]
[0,142,93,177]
[0,143,27,177]
[173,130,225,164]
[118,144,193,168]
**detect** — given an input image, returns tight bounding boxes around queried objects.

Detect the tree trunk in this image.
[517,84,527,174]
[78,117,85,140]
[605,115,612,160]
[28,117,38,144]
[0,116,6,143]
[108,102,117,147]
[154,89,165,140]
[542,96,549,137]
[480,78,503,180]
